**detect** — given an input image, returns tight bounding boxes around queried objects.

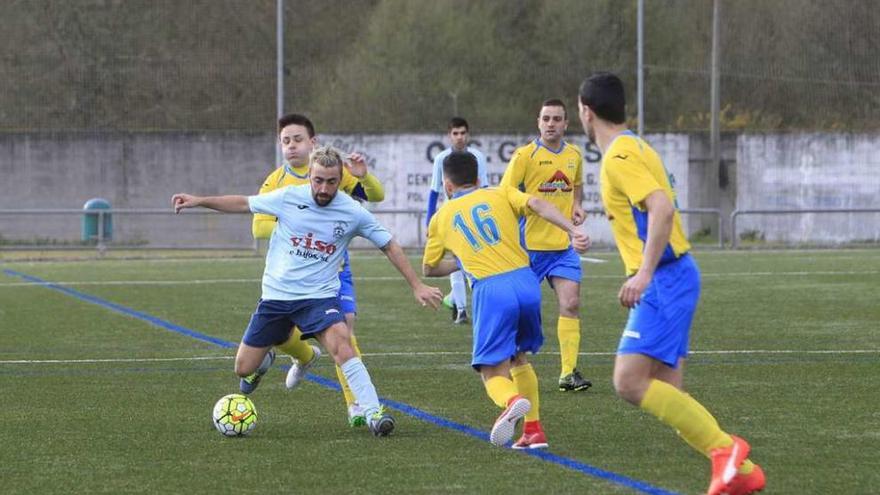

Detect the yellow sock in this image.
[557,316,581,377]
[483,376,519,409]
[511,363,540,421]
[640,379,733,455]
[334,334,362,408]
[275,327,315,363]
[685,391,756,474]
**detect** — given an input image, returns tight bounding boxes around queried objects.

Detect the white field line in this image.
[2,269,879,287]
[2,348,878,365]
[580,257,608,263]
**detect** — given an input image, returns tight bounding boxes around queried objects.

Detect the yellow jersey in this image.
[423,186,532,280]
[252,164,384,239]
[500,139,582,250]
[600,130,691,276]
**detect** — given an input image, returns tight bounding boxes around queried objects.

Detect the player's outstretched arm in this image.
[422,258,459,277]
[172,194,250,214]
[527,197,591,253]
[380,239,443,309]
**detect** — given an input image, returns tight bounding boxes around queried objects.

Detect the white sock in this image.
[450,270,467,311]
[340,357,380,416]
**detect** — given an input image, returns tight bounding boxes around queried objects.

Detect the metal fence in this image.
[1,207,729,252]
[730,208,880,248]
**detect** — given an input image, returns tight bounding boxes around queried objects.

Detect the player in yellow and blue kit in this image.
[423,151,590,449]
[251,113,386,427]
[578,72,764,495]
[500,99,592,392]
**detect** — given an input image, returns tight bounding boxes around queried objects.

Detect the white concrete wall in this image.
[736,134,880,244]
[4,131,875,248]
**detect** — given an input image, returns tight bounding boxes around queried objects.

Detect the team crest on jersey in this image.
[537,170,573,193]
[567,159,576,170]
[332,221,348,240]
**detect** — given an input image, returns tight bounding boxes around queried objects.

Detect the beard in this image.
[313,192,335,206]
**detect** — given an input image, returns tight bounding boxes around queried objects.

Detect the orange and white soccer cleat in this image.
[490,395,530,447]
[707,435,751,495]
[726,463,765,495]
[512,420,549,450]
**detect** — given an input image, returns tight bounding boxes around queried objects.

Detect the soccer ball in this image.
[212,393,257,437]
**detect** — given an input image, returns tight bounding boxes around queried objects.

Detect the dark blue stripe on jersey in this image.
[630,205,678,266]
[350,183,368,201]
[6,267,680,495]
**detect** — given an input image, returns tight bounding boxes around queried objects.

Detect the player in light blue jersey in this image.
[173,146,443,437]
[426,117,489,324]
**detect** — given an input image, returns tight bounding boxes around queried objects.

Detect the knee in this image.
[234,359,252,378]
[330,339,356,364]
[560,296,579,316]
[613,373,648,406]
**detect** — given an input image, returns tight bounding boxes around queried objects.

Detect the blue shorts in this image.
[618,254,700,368]
[528,247,582,285]
[338,262,356,315]
[242,298,346,347]
[471,267,544,369]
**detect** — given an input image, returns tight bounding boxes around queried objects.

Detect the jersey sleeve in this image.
[422,215,447,267]
[355,207,393,248]
[248,187,288,217]
[474,149,490,187]
[573,146,584,186]
[355,173,385,202]
[502,186,532,217]
[500,149,526,190]
[430,154,444,193]
[604,144,663,206]
[252,169,280,239]
[339,167,360,195]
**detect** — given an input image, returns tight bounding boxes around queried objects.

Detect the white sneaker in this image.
[285,345,321,389]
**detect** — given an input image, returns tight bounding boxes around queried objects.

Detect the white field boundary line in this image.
[3,348,878,365]
[2,270,879,287]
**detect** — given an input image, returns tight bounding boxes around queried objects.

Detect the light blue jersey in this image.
[430,146,489,193]
[248,184,393,301]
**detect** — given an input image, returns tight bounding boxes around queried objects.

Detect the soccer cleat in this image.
[454,308,469,325]
[512,422,549,450]
[442,293,455,309]
[240,349,276,395]
[725,463,765,495]
[285,345,321,390]
[558,369,593,392]
[367,406,395,437]
[489,395,531,447]
[348,404,367,428]
[707,435,752,495]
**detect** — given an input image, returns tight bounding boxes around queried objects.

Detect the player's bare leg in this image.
[235,342,275,394]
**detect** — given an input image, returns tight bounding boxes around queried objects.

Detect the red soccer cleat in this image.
[726,463,765,495]
[512,420,549,450]
[707,435,751,495]
[490,395,530,447]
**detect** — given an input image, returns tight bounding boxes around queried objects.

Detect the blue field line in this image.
[3,269,235,349]
[6,268,680,495]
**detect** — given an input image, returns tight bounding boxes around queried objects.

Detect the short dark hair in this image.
[578,72,626,124]
[541,98,567,119]
[278,113,315,137]
[448,116,469,131]
[442,151,478,187]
